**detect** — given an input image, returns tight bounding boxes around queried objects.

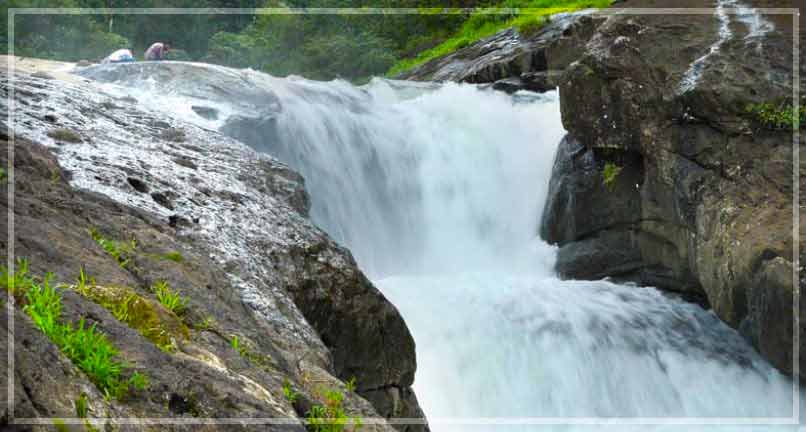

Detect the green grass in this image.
[231,334,274,370]
[0,167,6,185]
[602,162,622,191]
[306,387,362,432]
[282,378,299,404]
[159,251,184,263]
[745,102,804,130]
[1,258,33,301]
[2,262,148,400]
[89,228,137,269]
[387,0,612,77]
[74,270,188,353]
[152,280,188,316]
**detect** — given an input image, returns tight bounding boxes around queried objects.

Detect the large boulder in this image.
[1,67,427,430]
[541,2,804,376]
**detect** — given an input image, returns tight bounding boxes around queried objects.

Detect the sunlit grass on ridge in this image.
[386,0,613,77]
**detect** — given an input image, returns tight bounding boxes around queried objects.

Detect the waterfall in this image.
[81,62,799,430]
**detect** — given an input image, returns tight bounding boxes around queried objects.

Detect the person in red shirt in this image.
[144,42,171,61]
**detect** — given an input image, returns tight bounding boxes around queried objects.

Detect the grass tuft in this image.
[306,387,362,432]
[745,102,805,130]
[7,263,149,400]
[152,280,188,316]
[89,228,137,269]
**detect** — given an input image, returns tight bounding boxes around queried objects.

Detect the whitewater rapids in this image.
[82,62,801,430]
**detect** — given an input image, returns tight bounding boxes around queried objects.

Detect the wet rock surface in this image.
[1,69,426,430]
[542,1,803,376]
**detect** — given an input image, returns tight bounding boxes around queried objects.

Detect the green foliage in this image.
[745,102,804,130]
[231,333,274,370]
[306,387,362,432]
[54,419,70,432]
[344,376,357,393]
[73,269,186,353]
[230,334,240,351]
[9,264,148,400]
[160,251,184,263]
[89,228,136,269]
[602,162,622,191]
[1,258,33,302]
[282,378,299,404]
[75,392,90,418]
[388,0,613,76]
[194,316,215,331]
[0,167,6,185]
[152,280,188,315]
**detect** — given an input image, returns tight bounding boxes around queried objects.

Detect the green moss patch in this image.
[74,271,189,352]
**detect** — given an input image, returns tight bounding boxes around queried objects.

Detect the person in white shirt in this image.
[102,48,135,64]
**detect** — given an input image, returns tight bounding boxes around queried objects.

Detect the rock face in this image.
[397,10,605,92]
[0,69,427,430]
[540,3,803,376]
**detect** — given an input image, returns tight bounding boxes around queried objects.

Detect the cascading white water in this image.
[86,63,799,430]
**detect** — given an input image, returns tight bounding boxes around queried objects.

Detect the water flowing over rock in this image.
[1,66,425,430]
[542,3,803,376]
[75,58,803,427]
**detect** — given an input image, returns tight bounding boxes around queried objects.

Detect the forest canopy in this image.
[1,0,610,81]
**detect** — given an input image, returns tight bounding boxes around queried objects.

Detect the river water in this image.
[81,62,799,430]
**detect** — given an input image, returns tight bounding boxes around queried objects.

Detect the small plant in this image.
[745,102,805,130]
[1,258,33,301]
[12,265,148,400]
[230,334,274,370]
[0,167,6,184]
[54,419,70,432]
[160,251,184,263]
[282,379,299,404]
[602,162,622,191]
[194,316,215,331]
[306,387,362,432]
[230,335,240,351]
[89,228,137,269]
[344,377,357,393]
[75,392,90,418]
[152,281,187,315]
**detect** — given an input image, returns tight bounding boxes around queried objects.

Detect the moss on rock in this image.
[73,282,189,352]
